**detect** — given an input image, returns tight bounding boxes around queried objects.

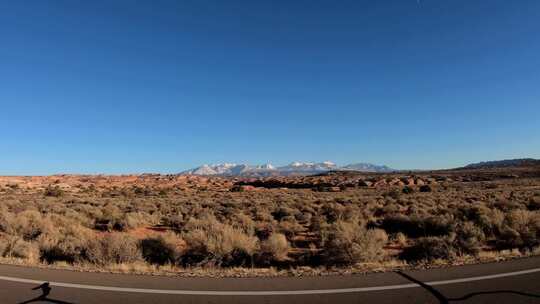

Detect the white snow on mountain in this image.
[256,164,275,170]
[277,161,337,172]
[341,163,394,173]
[181,161,394,176]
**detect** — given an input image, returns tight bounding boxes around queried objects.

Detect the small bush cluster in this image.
[260,233,290,263]
[141,233,183,265]
[379,214,454,238]
[181,215,258,267]
[322,220,387,265]
[87,234,142,265]
[400,237,456,262]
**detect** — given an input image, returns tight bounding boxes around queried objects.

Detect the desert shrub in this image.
[163,213,184,230]
[140,232,183,265]
[230,185,247,192]
[400,237,456,262]
[94,204,124,231]
[454,222,485,255]
[75,204,103,223]
[63,209,93,228]
[259,233,290,263]
[181,215,258,267]
[133,186,152,196]
[86,234,141,265]
[37,220,94,264]
[496,210,540,249]
[0,209,14,233]
[118,212,152,231]
[40,235,88,263]
[254,209,274,222]
[254,221,275,240]
[393,232,408,247]
[493,200,523,212]
[44,185,63,197]
[296,211,313,223]
[322,220,387,265]
[419,185,432,192]
[456,205,504,237]
[320,203,347,223]
[271,207,296,221]
[506,210,533,232]
[277,217,304,239]
[380,214,454,238]
[402,186,414,194]
[384,189,401,199]
[0,235,40,261]
[11,211,54,241]
[528,197,540,211]
[309,214,327,234]
[233,213,256,236]
[6,183,19,190]
[0,236,7,256]
[496,227,522,249]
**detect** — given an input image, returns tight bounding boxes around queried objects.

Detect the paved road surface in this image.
[0,257,539,303]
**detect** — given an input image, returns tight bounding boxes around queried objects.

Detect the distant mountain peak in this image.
[257,163,275,170]
[180,161,395,176]
[341,163,394,173]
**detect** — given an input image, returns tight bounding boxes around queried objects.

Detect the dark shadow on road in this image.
[450,290,540,301]
[396,271,540,303]
[18,282,74,304]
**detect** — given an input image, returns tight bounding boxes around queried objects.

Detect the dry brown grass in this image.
[260,233,290,262]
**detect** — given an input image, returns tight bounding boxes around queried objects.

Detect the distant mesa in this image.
[180,161,396,177]
[462,158,540,169]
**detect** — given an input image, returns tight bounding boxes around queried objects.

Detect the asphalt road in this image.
[0,257,539,304]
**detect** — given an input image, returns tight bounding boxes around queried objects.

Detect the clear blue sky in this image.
[1,0,539,174]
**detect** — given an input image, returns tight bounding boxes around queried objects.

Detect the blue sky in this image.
[1,0,539,174]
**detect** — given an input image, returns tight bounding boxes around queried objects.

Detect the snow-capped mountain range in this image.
[180,161,394,177]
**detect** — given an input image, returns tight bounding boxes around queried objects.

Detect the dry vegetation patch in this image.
[0,168,539,276]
